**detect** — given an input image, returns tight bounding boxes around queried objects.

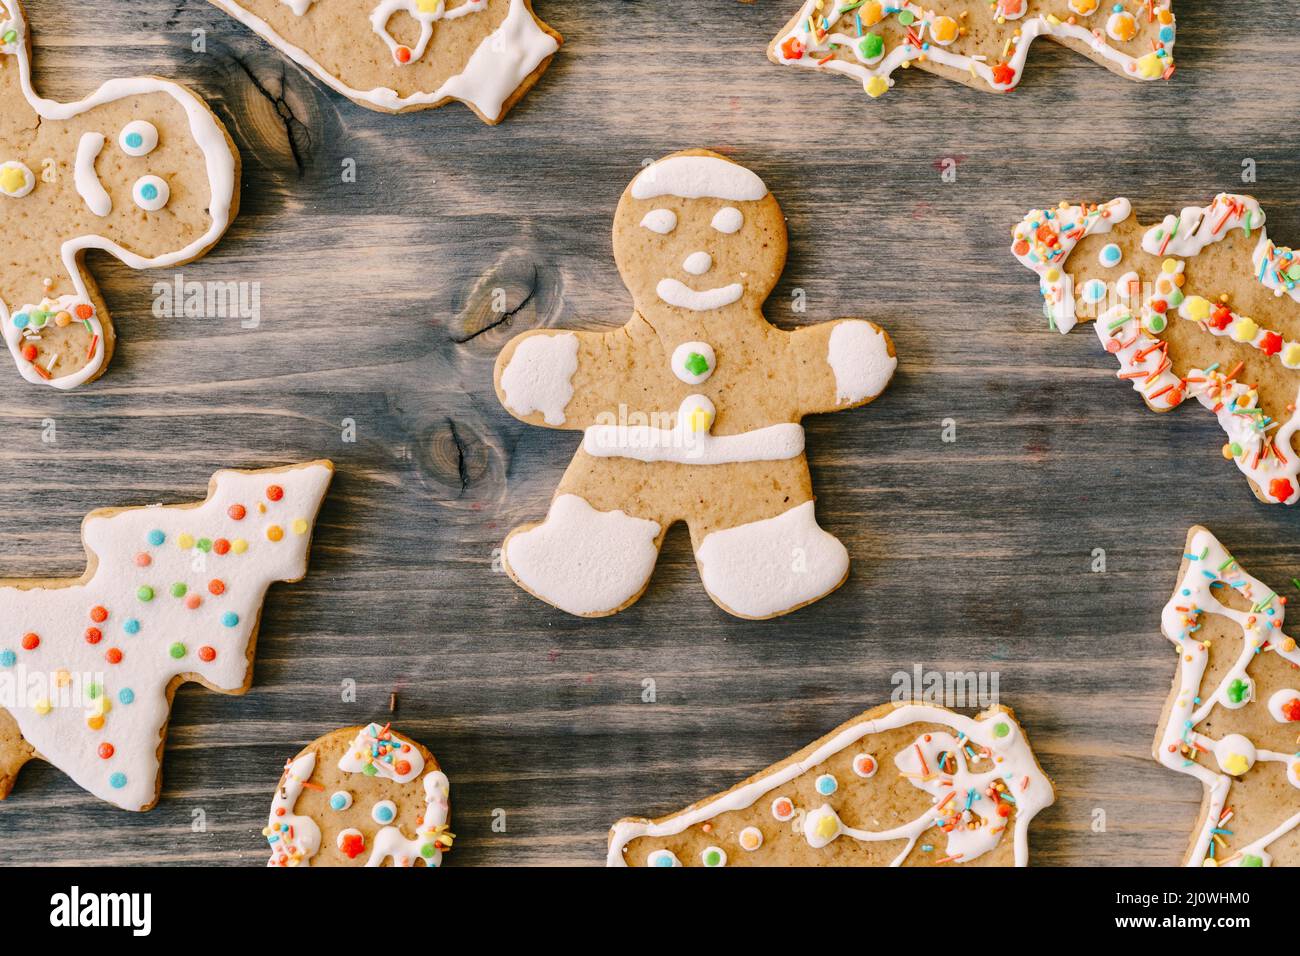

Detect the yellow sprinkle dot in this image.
[1045,268,1060,283]
[56,669,71,687]
[87,714,104,731]
[232,538,249,554]
[34,698,51,716]
[1161,258,1180,274]
[1137,52,1163,79]
[864,75,889,98]
[1184,296,1211,321]
[1231,317,1258,343]
[1282,344,1300,367]
[291,518,308,535]
[178,533,195,550]
[266,525,284,542]
[1221,443,1234,460]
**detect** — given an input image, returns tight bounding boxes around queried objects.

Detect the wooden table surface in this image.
[3,0,1298,867]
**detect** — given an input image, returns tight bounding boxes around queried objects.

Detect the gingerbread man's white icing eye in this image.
[640,208,677,235]
[132,175,169,211]
[119,121,159,157]
[711,207,743,234]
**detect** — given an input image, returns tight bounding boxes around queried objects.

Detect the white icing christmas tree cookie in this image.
[265,723,453,867]
[1012,193,1300,505]
[493,149,897,620]
[608,701,1055,866]
[0,461,332,811]
[770,1,1175,99]
[0,0,240,389]
[1156,526,1300,867]
[208,0,561,121]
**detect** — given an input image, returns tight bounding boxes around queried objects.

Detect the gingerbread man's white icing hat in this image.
[630,154,770,202]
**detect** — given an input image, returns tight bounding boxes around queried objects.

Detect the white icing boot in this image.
[504,494,662,616]
[695,501,849,618]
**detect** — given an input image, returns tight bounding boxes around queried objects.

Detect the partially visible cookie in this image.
[265,723,454,867]
[209,0,561,122]
[1156,526,1300,867]
[608,701,1055,867]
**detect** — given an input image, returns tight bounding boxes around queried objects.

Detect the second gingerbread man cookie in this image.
[494,149,897,620]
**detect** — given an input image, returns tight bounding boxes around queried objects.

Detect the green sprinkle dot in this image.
[362,763,378,776]
[897,9,915,25]
[171,582,187,598]
[704,849,722,866]
[1230,442,1243,457]
[1242,854,1263,867]
[1147,314,1167,333]
[86,683,101,700]
[859,32,884,59]
[197,538,212,553]
[3,30,16,44]
[137,585,154,602]
[684,352,710,376]
[420,843,436,858]
[993,722,1010,738]
[168,642,186,659]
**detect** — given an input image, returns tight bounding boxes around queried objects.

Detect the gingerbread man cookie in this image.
[1012,193,1300,504]
[608,701,1055,866]
[493,149,897,619]
[209,0,560,121]
[1157,527,1300,867]
[0,0,239,389]
[0,461,332,811]
[771,1,1175,99]
[265,723,453,867]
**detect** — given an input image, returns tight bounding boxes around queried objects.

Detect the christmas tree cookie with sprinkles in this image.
[0,461,332,812]
[1156,527,1300,867]
[265,723,453,867]
[0,0,239,390]
[608,701,1055,866]
[1012,193,1300,505]
[493,149,897,619]
[207,0,560,122]
[770,1,1175,99]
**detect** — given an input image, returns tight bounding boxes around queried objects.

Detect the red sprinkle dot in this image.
[85,626,103,645]
[106,647,122,665]
[395,46,411,63]
[98,743,114,759]
[21,633,39,651]
[214,538,230,555]
[394,759,411,776]
[90,605,108,623]
[185,594,202,610]
[266,485,284,502]
[228,504,246,521]
[208,579,226,596]
[135,552,152,567]
[21,344,36,361]
[197,646,216,663]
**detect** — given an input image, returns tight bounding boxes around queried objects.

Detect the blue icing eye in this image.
[147,529,165,546]
[815,773,838,795]
[1099,243,1122,267]
[329,791,353,811]
[372,800,397,824]
[1081,279,1108,303]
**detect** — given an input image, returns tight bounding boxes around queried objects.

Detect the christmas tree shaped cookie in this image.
[494,149,897,619]
[208,0,560,122]
[0,461,332,811]
[265,723,454,867]
[770,1,1175,99]
[1012,193,1300,504]
[0,0,239,389]
[1157,527,1300,867]
[608,701,1055,866]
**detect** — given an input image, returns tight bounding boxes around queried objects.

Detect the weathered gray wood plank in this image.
[1,0,1298,866]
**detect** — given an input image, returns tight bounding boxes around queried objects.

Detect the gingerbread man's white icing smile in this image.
[494,150,898,620]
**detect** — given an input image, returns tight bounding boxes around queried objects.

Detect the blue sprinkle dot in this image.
[109,772,127,789]
[124,618,141,635]
[147,529,165,546]
[119,688,135,705]
[222,611,239,628]
[125,132,143,149]
[1159,26,1174,42]
[1082,279,1108,303]
[140,183,159,201]
[0,649,14,668]
[13,313,28,329]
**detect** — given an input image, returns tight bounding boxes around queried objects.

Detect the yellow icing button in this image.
[291,518,308,535]
[864,75,889,98]
[816,815,838,839]
[1137,52,1163,79]
[1184,296,1211,321]
[1231,317,1259,343]
[0,166,26,194]
[688,407,713,434]
[1222,753,1251,776]
[931,16,958,43]
[232,538,249,554]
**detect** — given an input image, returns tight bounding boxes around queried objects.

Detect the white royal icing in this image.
[504,495,661,616]
[0,0,237,390]
[264,750,322,866]
[670,340,714,385]
[1158,528,1300,866]
[338,722,426,783]
[500,332,579,426]
[656,278,743,312]
[695,501,847,618]
[640,208,677,235]
[209,0,558,120]
[609,704,1053,865]
[710,207,743,234]
[631,155,768,202]
[73,132,111,217]
[826,321,896,404]
[1,463,332,811]
[583,395,805,466]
